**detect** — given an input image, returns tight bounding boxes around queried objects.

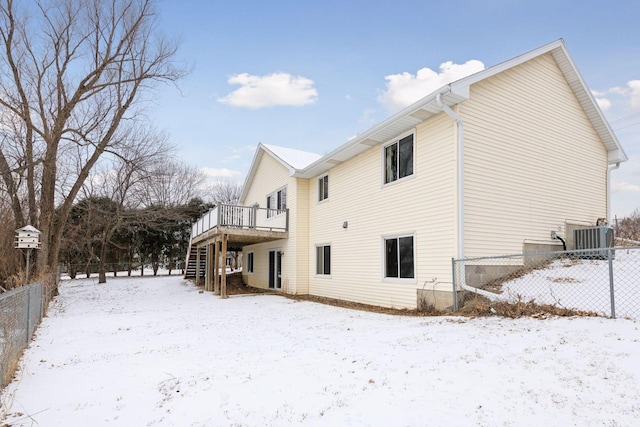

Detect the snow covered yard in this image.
[498,248,640,319]
[1,276,640,426]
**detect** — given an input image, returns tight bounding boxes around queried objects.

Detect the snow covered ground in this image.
[498,248,640,319]
[1,275,640,426]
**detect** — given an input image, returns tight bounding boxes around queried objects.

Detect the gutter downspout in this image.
[437,93,499,301]
[607,162,620,223]
[436,93,465,261]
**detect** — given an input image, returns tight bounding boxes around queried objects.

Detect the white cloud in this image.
[596,97,612,110]
[220,154,241,164]
[377,60,485,113]
[628,80,640,109]
[595,80,640,113]
[200,167,242,179]
[218,72,318,108]
[358,107,377,125]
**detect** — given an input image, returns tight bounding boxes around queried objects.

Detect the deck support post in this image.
[205,242,213,291]
[195,246,202,286]
[213,239,220,295]
[221,234,228,299]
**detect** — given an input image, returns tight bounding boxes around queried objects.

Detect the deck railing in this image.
[191,204,288,239]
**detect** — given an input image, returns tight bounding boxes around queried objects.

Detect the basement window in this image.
[315,244,331,276]
[384,235,414,279]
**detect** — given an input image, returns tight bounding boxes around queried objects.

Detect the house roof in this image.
[240,39,627,202]
[262,144,322,170]
[239,143,322,203]
[293,39,627,179]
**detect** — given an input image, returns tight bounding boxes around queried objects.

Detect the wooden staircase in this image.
[184,244,206,279]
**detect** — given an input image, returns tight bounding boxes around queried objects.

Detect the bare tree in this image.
[77,128,172,282]
[208,178,243,205]
[615,209,640,242]
[0,0,185,276]
[135,158,207,208]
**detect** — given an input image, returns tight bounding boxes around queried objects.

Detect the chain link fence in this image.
[0,280,56,390]
[452,246,640,319]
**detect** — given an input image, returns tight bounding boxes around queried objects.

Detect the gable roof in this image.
[262,144,322,170]
[293,39,626,179]
[239,143,321,203]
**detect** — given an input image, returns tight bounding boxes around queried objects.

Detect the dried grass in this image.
[459,294,598,319]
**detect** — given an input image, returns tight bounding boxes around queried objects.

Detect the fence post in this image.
[26,286,31,345]
[608,247,616,319]
[452,258,458,312]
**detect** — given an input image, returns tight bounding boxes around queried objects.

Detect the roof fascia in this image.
[295,85,461,178]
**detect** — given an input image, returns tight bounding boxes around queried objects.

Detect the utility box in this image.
[15,225,41,249]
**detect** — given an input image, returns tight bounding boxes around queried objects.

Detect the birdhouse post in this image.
[15,225,41,285]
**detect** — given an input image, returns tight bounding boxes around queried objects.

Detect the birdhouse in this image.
[15,225,41,249]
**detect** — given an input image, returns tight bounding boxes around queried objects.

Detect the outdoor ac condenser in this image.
[573,227,614,259]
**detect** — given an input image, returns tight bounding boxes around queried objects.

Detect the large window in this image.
[246,252,254,274]
[384,235,414,279]
[315,244,331,275]
[318,174,329,202]
[384,134,414,184]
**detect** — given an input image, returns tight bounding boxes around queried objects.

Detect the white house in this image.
[188,40,627,310]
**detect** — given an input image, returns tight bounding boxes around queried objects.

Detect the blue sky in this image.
[152,0,640,219]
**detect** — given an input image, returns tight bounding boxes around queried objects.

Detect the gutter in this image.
[436,93,465,260]
[607,163,620,223]
[436,93,500,301]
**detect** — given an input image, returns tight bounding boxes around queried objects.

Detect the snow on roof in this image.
[16,225,40,233]
[262,144,322,171]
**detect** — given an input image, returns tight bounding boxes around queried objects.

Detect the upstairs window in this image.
[267,187,287,217]
[384,134,414,184]
[318,174,329,202]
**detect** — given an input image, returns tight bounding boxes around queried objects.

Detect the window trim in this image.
[317,173,329,202]
[382,233,416,282]
[246,251,254,274]
[381,130,415,187]
[315,243,331,277]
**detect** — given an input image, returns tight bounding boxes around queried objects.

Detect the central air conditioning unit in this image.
[573,227,614,259]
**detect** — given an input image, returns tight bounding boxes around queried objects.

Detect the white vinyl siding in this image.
[308,116,455,309]
[462,53,608,257]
